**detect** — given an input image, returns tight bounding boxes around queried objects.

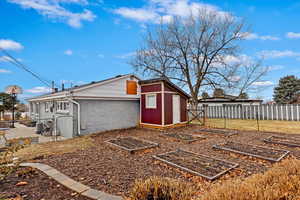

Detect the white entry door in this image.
[172,95,180,124]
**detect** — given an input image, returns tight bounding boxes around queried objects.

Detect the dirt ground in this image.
[30,125,300,198]
[0,167,90,200]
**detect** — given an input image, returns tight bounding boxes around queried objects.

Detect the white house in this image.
[28,74,140,138]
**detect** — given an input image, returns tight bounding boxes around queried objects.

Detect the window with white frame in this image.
[56,101,69,113]
[45,102,54,113]
[45,102,49,112]
[146,94,157,109]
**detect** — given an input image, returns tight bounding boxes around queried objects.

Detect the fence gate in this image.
[188,108,206,125]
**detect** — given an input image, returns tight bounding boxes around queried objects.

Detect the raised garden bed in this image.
[153,149,238,180]
[264,136,300,148]
[213,141,290,162]
[164,132,206,143]
[106,137,159,153]
[198,128,238,136]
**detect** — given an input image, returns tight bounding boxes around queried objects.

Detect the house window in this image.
[45,102,49,113]
[57,101,69,113]
[146,94,157,109]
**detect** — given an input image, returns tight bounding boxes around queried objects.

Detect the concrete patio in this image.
[0,123,66,147]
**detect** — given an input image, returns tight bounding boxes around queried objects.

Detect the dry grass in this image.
[14,136,94,161]
[199,158,300,200]
[196,118,300,134]
[129,176,195,200]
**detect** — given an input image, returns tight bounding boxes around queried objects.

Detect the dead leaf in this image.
[16,181,28,186]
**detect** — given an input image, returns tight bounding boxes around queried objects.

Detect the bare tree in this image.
[131,8,267,109]
[225,58,269,97]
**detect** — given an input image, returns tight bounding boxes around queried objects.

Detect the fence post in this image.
[256,111,260,132]
[286,105,289,121]
[291,104,294,121]
[297,104,300,121]
[223,105,227,129]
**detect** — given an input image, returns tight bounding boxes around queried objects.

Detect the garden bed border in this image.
[213,142,290,162]
[105,136,159,153]
[153,149,239,181]
[198,128,238,137]
[263,136,300,148]
[163,132,206,143]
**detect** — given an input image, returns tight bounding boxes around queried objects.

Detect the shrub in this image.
[0,144,23,182]
[199,158,300,200]
[15,112,22,120]
[129,176,195,200]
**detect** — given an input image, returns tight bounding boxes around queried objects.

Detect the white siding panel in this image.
[75,76,140,98]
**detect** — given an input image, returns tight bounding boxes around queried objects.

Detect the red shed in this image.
[139,78,190,128]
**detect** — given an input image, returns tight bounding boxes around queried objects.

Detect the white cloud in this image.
[115,52,136,59]
[260,50,300,59]
[228,75,241,82]
[114,0,232,24]
[97,53,104,58]
[26,86,52,93]
[0,56,13,62]
[0,69,12,73]
[267,65,284,71]
[114,8,159,22]
[0,56,22,62]
[213,54,252,68]
[61,80,86,85]
[7,0,96,28]
[252,81,273,86]
[242,32,280,41]
[0,39,23,50]
[286,32,300,39]
[64,49,73,55]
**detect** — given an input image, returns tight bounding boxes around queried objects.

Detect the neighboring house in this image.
[198,96,263,106]
[139,78,190,128]
[28,74,190,138]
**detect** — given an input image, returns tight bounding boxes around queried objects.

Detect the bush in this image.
[15,112,22,120]
[199,158,300,200]
[129,176,195,200]
[0,144,23,182]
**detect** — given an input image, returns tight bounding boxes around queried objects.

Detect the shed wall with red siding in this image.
[141,93,162,125]
[140,81,189,127]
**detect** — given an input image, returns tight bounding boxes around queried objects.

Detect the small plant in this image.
[16,167,36,178]
[129,176,195,200]
[0,144,23,182]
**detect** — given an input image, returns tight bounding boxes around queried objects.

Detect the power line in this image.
[0,48,59,88]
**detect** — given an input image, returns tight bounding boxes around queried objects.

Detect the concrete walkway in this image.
[0,123,66,147]
[20,163,123,200]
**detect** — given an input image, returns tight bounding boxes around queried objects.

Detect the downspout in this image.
[67,98,81,136]
[64,92,81,136]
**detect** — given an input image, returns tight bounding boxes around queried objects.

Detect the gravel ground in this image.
[35,125,300,197]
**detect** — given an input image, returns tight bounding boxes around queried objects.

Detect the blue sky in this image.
[1,0,300,101]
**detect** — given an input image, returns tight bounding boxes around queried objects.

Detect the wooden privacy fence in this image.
[191,104,300,121]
